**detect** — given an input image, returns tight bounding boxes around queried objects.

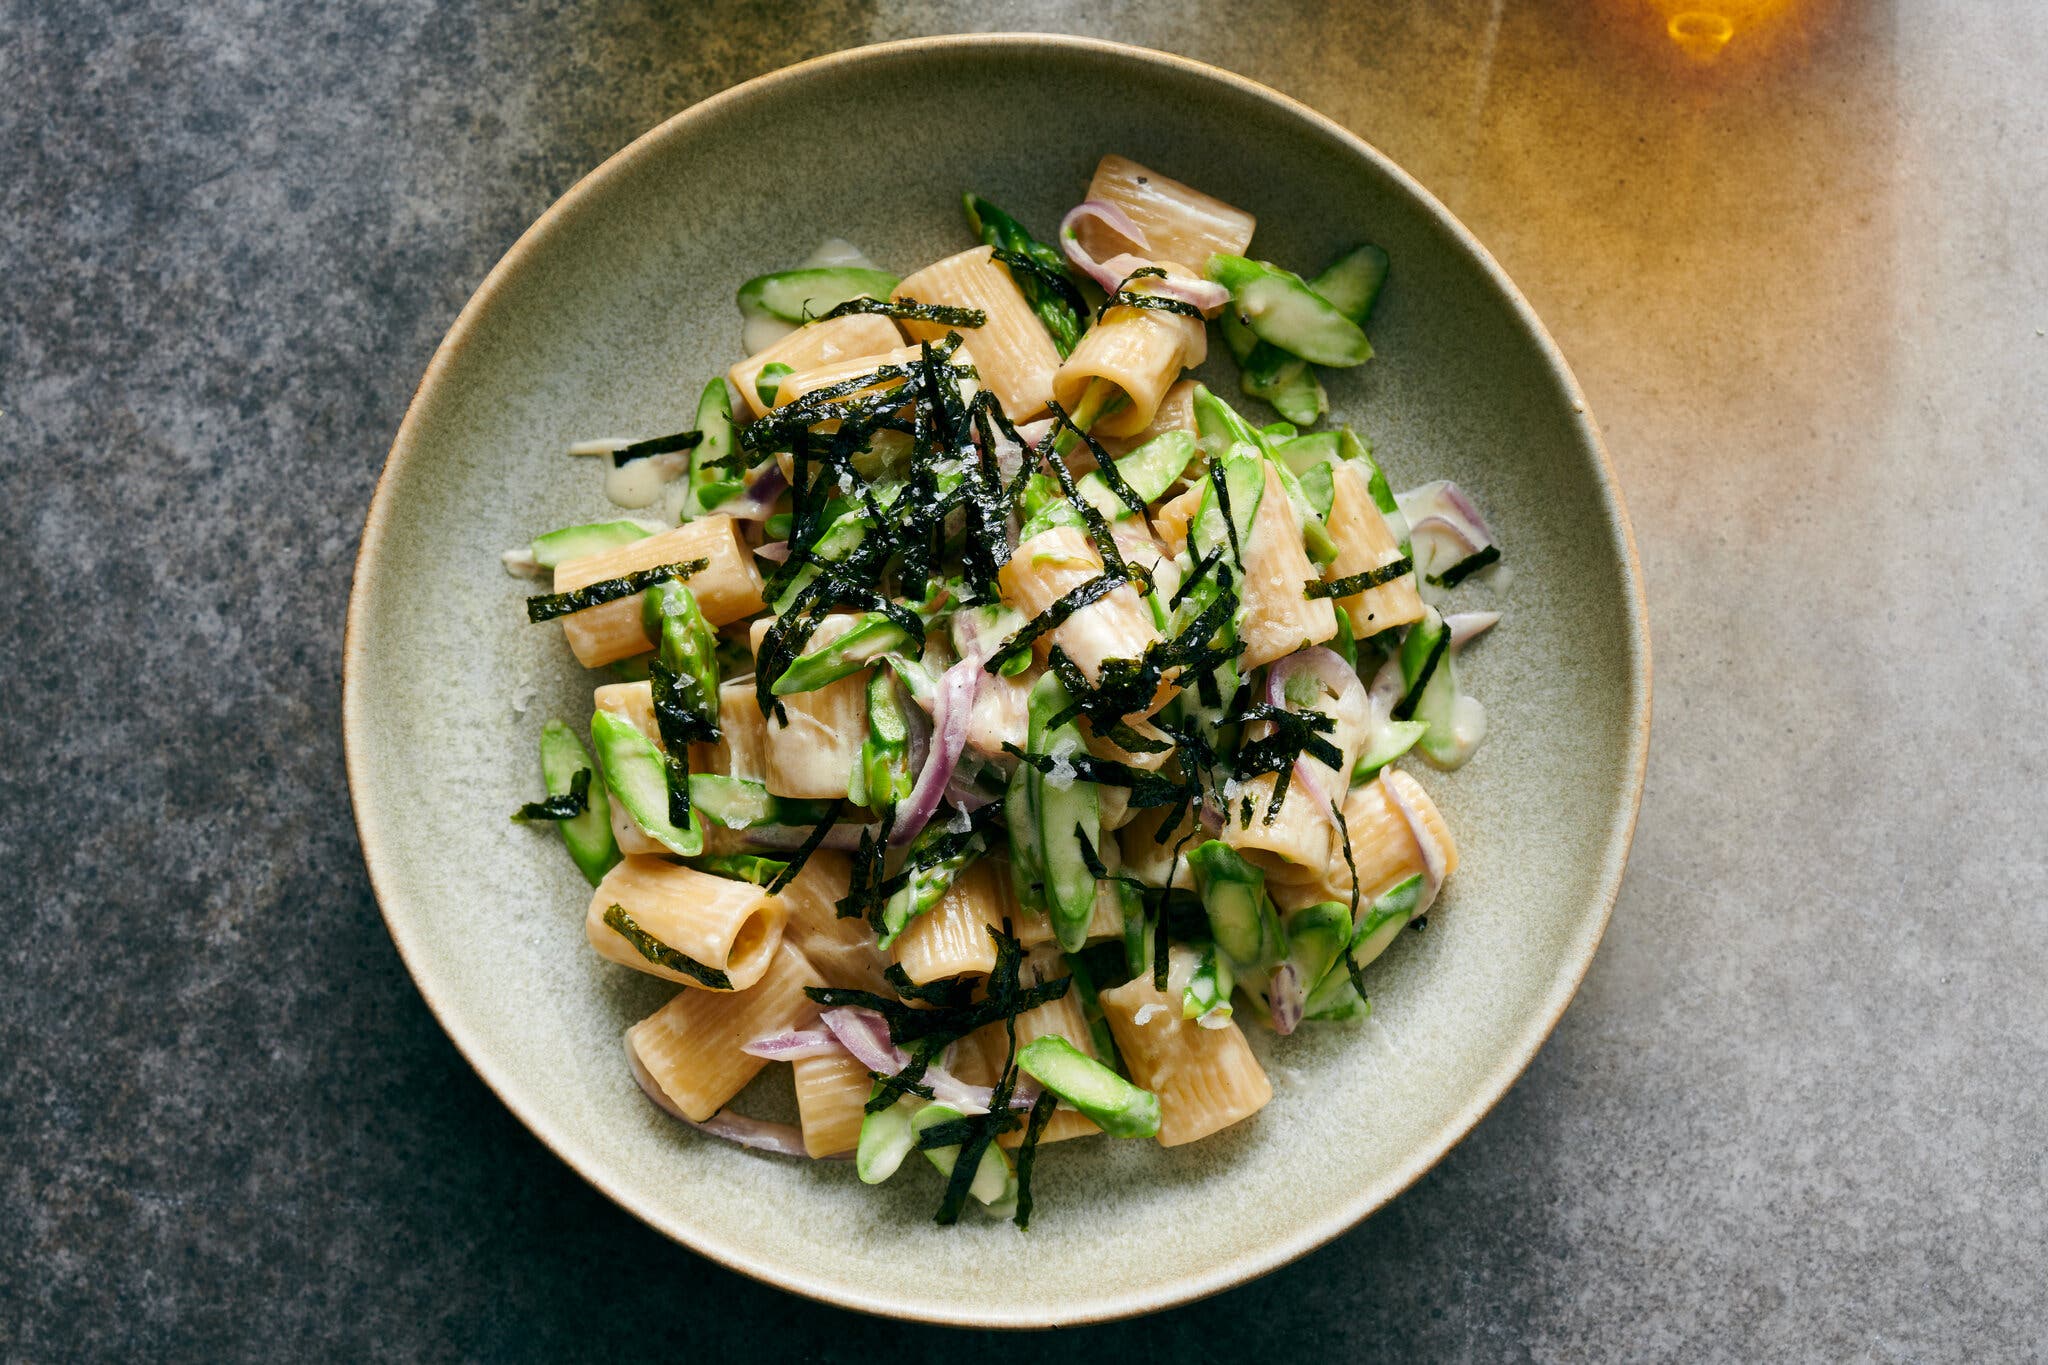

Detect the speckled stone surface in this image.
[2,1,2042,1359]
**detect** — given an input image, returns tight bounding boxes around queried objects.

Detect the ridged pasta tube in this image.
[893,246,1059,422]
[1323,463,1425,636]
[1080,155,1257,276]
[1100,946,1272,1147]
[998,526,1167,705]
[626,941,825,1121]
[728,313,903,418]
[687,679,770,782]
[749,615,871,799]
[1099,377,1198,460]
[1237,464,1339,669]
[553,516,765,668]
[1265,768,1459,912]
[891,857,1008,984]
[792,1050,871,1158]
[1116,801,1198,892]
[586,855,787,991]
[1051,270,1208,439]
[1223,659,1374,876]
[772,850,891,995]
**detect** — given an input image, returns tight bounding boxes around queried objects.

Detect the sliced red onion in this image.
[753,540,791,563]
[718,464,790,523]
[626,1035,819,1158]
[1445,611,1500,649]
[1380,769,1447,915]
[820,1007,908,1074]
[1369,651,1408,715]
[1266,647,1368,838]
[1397,481,1495,578]
[1122,267,1230,316]
[1267,962,1305,1036]
[741,1026,842,1060]
[735,820,881,853]
[892,657,980,844]
[943,771,997,812]
[1059,199,1152,291]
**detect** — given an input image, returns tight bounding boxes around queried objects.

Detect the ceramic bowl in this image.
[344,33,1649,1326]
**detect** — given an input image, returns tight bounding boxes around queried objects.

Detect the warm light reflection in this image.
[1642,0,1793,63]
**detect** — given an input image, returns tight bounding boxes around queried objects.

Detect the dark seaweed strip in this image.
[511,767,590,822]
[1096,266,1205,323]
[648,663,695,827]
[913,1117,984,1149]
[1000,743,1193,811]
[1154,826,1201,991]
[990,247,1088,319]
[864,1038,941,1114]
[1333,800,1370,1008]
[610,429,703,467]
[1038,577,1242,738]
[649,659,717,746]
[821,296,987,328]
[1051,404,1147,520]
[1169,548,1223,611]
[1012,1087,1062,1229]
[937,924,1027,1224]
[837,807,896,930]
[763,797,845,894]
[601,905,733,989]
[1232,704,1342,783]
[1391,629,1450,723]
[1208,458,1243,565]
[1305,554,1416,600]
[524,559,707,622]
[1037,406,1134,587]
[1428,544,1500,588]
[960,393,1016,597]
[883,964,975,1009]
[983,571,1126,673]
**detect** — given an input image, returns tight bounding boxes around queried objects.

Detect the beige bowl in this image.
[345,34,1649,1326]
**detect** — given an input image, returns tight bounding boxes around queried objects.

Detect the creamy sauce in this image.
[802,237,878,271]
[603,451,691,509]
[742,312,800,356]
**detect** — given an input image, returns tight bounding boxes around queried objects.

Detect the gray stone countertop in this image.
[3,1,2042,1358]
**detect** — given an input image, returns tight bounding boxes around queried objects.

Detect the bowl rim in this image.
[343,30,1652,1328]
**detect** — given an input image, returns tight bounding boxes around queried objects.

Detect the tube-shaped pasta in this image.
[553,516,766,667]
[1151,481,1207,556]
[749,615,870,799]
[1052,276,1207,438]
[1014,872,1124,950]
[1237,464,1338,668]
[768,343,923,410]
[998,526,1169,709]
[893,246,1059,422]
[1223,663,1374,876]
[947,1018,1101,1148]
[1100,378,1198,459]
[687,679,770,782]
[627,941,825,1121]
[1265,769,1459,912]
[729,313,903,418]
[773,850,891,994]
[965,664,1034,760]
[592,680,667,855]
[1100,946,1272,1147]
[792,1050,871,1158]
[586,856,787,991]
[1324,463,1425,635]
[1081,155,1257,275]
[1117,801,1198,892]
[891,857,1007,984]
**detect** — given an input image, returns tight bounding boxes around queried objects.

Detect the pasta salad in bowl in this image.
[509,153,1510,1225]
[346,35,1646,1324]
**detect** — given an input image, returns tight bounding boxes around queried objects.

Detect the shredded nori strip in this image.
[1305,554,1416,600]
[989,247,1088,319]
[835,809,894,924]
[601,905,733,989]
[1208,457,1244,565]
[610,428,703,467]
[1034,407,1138,588]
[525,559,707,622]
[864,1038,941,1114]
[1001,743,1192,810]
[1333,799,1370,1007]
[764,797,845,894]
[1170,548,1223,611]
[1097,266,1206,322]
[983,571,1127,673]
[511,767,590,822]
[1049,403,1147,520]
[1428,544,1500,588]
[914,1117,984,1150]
[1391,628,1450,722]
[821,295,987,328]
[1012,1086,1062,1229]
[883,964,975,1009]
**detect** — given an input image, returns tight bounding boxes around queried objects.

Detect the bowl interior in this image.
[346,36,1647,1327]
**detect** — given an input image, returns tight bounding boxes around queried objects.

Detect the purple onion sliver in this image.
[1438,481,1496,543]
[733,821,878,853]
[1058,200,1153,292]
[1379,769,1446,915]
[820,1007,909,1074]
[693,1111,816,1158]
[891,657,980,844]
[1445,611,1501,649]
[740,1026,842,1060]
[753,540,791,564]
[1268,963,1304,1036]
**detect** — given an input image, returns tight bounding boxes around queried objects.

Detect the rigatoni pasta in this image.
[509,151,1503,1225]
